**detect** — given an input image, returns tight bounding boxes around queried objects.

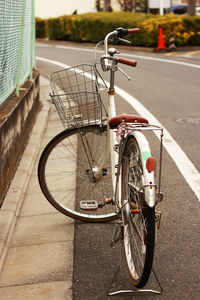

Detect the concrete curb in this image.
[0,76,50,271]
[36,38,200,52]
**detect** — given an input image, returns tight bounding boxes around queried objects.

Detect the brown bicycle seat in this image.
[109,113,149,129]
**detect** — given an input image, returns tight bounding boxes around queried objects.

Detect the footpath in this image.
[0,77,74,299]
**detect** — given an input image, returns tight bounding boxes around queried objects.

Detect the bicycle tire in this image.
[121,136,155,288]
[38,124,119,222]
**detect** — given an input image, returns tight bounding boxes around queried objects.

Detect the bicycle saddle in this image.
[109,113,149,129]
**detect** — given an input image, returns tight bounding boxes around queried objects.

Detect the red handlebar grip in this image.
[118,57,137,67]
[128,28,140,34]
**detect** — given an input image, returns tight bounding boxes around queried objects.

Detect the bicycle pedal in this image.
[80,200,98,210]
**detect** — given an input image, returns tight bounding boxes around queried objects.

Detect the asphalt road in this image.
[36,41,200,300]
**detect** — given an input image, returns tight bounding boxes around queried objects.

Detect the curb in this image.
[36,38,200,53]
[0,76,50,271]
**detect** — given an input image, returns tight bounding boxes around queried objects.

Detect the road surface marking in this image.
[183,50,200,56]
[37,43,200,69]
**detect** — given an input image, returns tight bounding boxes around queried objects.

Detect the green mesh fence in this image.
[0,0,35,105]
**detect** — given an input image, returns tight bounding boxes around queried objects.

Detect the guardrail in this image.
[0,0,35,105]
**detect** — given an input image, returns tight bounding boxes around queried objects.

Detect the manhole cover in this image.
[176,117,200,125]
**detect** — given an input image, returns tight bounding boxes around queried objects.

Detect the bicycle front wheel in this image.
[122,136,155,288]
[38,124,118,222]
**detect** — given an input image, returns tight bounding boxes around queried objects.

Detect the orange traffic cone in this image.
[156,27,167,52]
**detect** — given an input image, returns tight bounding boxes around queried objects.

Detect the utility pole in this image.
[187,0,196,15]
[159,0,164,15]
[104,0,111,11]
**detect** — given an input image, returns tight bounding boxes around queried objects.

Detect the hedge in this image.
[36,12,200,46]
[35,18,46,38]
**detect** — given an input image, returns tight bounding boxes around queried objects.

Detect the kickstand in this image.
[107,248,163,296]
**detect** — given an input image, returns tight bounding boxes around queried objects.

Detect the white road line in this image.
[37,43,200,69]
[36,43,52,47]
[130,54,200,69]
[36,56,200,201]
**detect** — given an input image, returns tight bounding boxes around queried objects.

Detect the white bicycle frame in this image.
[96,30,164,209]
[107,94,157,208]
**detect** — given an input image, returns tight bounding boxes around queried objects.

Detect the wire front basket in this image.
[49,64,104,129]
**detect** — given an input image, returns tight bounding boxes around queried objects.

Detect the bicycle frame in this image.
[94,85,164,209]
[95,29,164,209]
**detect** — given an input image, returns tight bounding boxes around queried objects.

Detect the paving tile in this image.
[9,170,29,191]
[0,242,73,286]
[0,211,15,242]
[0,280,72,300]
[25,175,41,194]
[39,137,56,148]
[0,76,74,300]
[1,188,22,214]
[43,120,62,129]
[0,241,5,261]
[10,213,74,246]
[17,144,38,172]
[19,192,56,216]
[44,126,63,138]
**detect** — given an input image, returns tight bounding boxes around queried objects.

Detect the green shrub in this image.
[35,18,46,38]
[35,12,200,46]
[138,14,200,46]
[182,16,200,45]
[46,17,64,40]
[63,12,154,43]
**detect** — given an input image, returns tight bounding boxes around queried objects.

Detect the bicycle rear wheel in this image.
[38,124,118,222]
[121,136,155,288]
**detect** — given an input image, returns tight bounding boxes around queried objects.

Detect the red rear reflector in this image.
[146,157,156,172]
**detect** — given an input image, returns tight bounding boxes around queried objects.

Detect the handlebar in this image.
[101,27,139,74]
[117,57,137,68]
[104,27,140,55]
[116,27,140,38]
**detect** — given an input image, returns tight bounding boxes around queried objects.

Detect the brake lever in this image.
[118,67,131,81]
[110,37,132,46]
[118,38,131,45]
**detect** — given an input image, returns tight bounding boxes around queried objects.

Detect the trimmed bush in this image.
[137,14,200,46]
[64,12,152,43]
[36,12,200,46]
[46,17,65,40]
[182,16,200,45]
[35,18,46,38]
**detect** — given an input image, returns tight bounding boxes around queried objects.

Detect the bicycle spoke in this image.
[122,137,155,287]
[38,125,118,222]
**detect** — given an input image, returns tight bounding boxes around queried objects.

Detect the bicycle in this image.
[38,27,164,289]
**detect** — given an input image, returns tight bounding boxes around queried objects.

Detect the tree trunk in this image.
[104,0,111,11]
[117,0,135,12]
[187,0,196,16]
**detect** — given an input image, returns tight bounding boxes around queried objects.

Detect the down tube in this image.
[108,94,118,194]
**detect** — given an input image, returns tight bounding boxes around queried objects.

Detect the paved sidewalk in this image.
[0,77,74,299]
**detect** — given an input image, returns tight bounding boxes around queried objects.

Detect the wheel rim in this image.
[38,125,118,221]
[123,212,147,282]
